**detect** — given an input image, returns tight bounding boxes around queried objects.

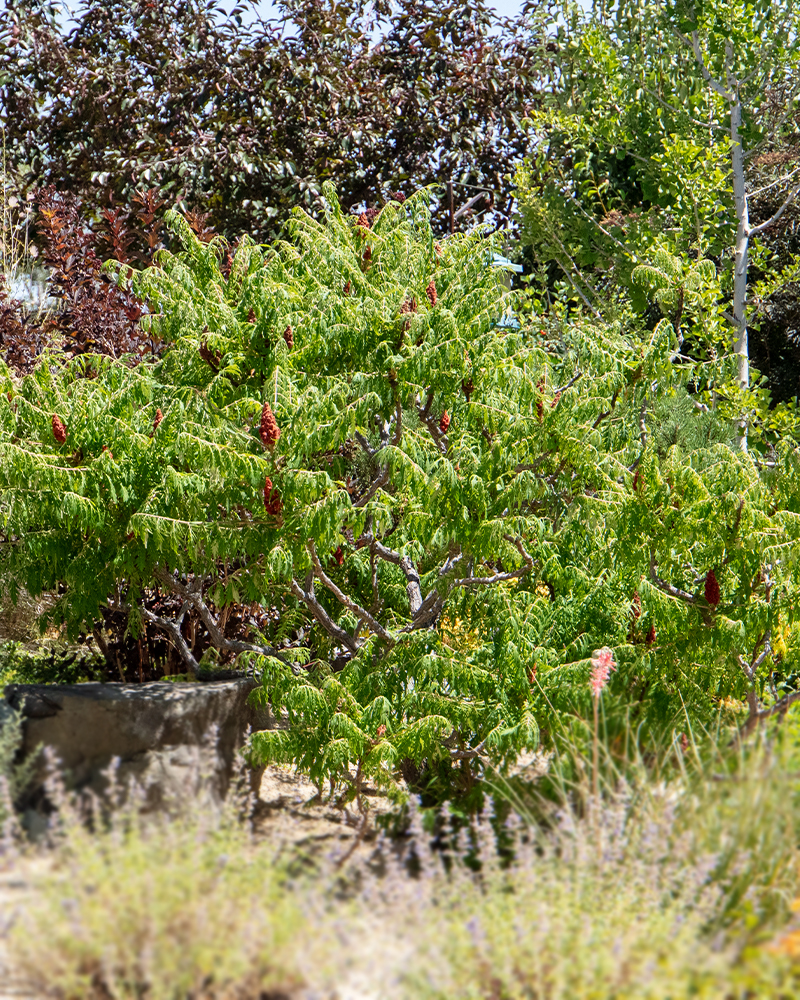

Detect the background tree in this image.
[0,0,550,240]
[516,0,800,439]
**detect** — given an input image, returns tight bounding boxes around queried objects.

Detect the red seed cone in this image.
[646,623,656,645]
[343,280,351,296]
[462,377,474,402]
[551,390,562,409]
[283,325,294,348]
[260,402,280,449]
[263,476,283,514]
[632,467,642,492]
[153,408,163,433]
[704,569,720,606]
[333,546,344,567]
[631,592,641,620]
[426,279,437,306]
[357,212,370,229]
[52,413,67,444]
[362,245,372,271]
[439,411,450,434]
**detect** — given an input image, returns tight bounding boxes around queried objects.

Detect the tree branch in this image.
[452,535,534,588]
[152,567,293,667]
[749,183,800,237]
[290,577,359,654]
[306,539,396,647]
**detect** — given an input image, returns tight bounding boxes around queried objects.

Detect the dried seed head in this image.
[260,402,280,449]
[389,191,406,203]
[646,623,656,645]
[357,212,370,229]
[704,569,720,607]
[462,377,474,402]
[247,308,256,323]
[199,341,220,371]
[343,280,351,296]
[439,411,450,434]
[632,592,641,620]
[283,325,294,348]
[52,413,67,444]
[551,391,562,408]
[537,399,544,422]
[263,476,283,514]
[153,408,163,433]
[362,245,373,271]
[426,279,437,306]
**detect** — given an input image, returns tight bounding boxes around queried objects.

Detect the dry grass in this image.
[6,737,800,999]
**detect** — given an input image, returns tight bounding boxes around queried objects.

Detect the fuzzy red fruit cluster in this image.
[704,569,720,606]
[646,623,656,645]
[439,411,450,434]
[357,212,370,229]
[343,280,351,296]
[283,325,294,348]
[426,279,437,306]
[152,408,163,433]
[260,402,280,449]
[362,245,372,271]
[462,377,474,402]
[551,390,561,408]
[333,546,344,567]
[631,591,641,620]
[52,413,67,444]
[263,477,283,515]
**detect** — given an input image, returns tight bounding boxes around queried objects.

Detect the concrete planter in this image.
[3,679,273,821]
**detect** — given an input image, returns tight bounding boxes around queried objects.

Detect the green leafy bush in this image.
[2,186,800,807]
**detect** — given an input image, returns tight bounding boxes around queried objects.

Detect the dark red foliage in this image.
[704,569,720,606]
[34,187,154,362]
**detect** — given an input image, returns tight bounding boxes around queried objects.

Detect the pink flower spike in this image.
[589,646,616,698]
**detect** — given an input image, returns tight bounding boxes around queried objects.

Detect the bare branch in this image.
[290,577,359,654]
[153,567,293,667]
[139,606,200,676]
[648,551,705,607]
[307,539,396,647]
[352,467,389,508]
[452,535,534,588]
[749,183,800,237]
